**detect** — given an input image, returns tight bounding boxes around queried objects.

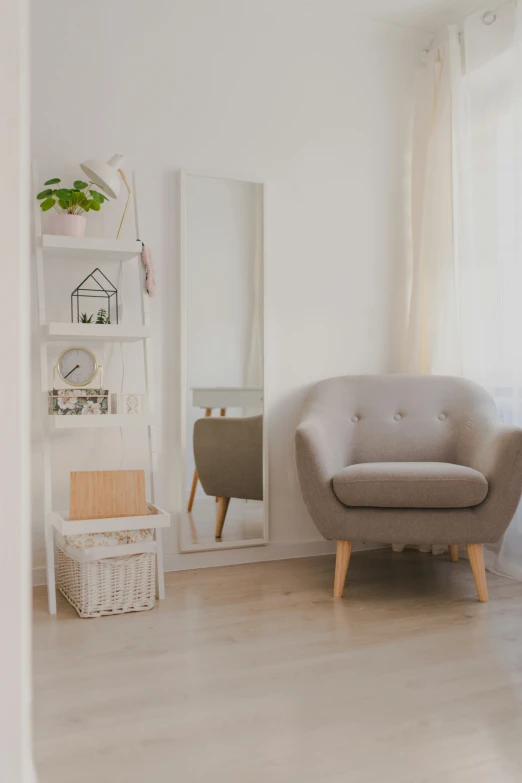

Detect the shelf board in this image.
[51,414,155,429]
[46,323,151,342]
[49,504,170,535]
[41,235,142,261]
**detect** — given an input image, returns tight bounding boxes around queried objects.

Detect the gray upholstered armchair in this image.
[295,375,522,602]
[194,415,263,538]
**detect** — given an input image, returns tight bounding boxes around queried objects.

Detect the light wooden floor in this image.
[181,496,264,547]
[33,549,522,783]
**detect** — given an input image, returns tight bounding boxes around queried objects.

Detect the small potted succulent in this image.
[80,309,111,324]
[36,178,110,237]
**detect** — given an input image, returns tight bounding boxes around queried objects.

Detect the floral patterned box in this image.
[48,389,110,416]
[65,528,154,549]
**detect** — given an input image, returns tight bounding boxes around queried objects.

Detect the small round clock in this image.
[56,346,98,387]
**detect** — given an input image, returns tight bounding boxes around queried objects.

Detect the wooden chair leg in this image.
[449,545,459,562]
[187,469,198,512]
[466,543,488,602]
[190,408,212,511]
[215,497,230,539]
[333,541,352,598]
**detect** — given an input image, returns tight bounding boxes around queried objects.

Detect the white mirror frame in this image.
[178,169,269,553]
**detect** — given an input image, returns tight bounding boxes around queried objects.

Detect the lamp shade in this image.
[80,154,125,199]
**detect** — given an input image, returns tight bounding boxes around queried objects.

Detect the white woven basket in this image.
[55,541,156,618]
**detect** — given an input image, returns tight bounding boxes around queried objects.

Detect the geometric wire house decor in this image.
[71,267,119,324]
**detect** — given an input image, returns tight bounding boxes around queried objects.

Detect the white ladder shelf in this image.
[33,163,168,614]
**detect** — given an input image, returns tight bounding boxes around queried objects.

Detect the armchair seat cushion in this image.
[332,462,488,509]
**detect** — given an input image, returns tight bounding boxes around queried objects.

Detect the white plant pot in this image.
[48,213,87,238]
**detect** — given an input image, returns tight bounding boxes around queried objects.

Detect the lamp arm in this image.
[116,169,132,239]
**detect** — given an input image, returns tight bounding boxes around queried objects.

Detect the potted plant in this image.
[36,178,110,237]
[79,309,111,324]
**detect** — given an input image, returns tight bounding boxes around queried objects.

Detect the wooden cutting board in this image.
[69,470,147,520]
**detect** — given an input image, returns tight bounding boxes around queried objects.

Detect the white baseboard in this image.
[32,540,385,586]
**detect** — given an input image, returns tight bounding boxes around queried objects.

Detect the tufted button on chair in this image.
[295,375,522,602]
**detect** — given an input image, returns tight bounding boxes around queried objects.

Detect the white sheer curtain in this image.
[398,43,459,556]
[405,43,461,376]
[244,184,264,417]
[245,184,264,389]
[453,2,522,578]
[406,1,522,577]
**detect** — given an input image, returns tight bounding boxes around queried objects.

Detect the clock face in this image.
[57,347,97,387]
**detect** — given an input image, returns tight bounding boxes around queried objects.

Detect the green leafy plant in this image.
[79,309,111,324]
[36,177,110,215]
[95,308,110,324]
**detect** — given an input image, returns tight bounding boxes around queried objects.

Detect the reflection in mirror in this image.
[180,173,266,552]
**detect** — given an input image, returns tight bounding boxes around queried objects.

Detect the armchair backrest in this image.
[302,375,497,465]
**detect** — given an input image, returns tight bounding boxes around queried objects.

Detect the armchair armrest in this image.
[467,423,522,538]
[295,417,349,483]
[470,424,522,479]
[295,412,354,527]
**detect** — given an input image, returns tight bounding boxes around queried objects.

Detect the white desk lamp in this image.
[80,154,131,239]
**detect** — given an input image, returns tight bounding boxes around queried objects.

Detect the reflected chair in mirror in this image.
[295,375,522,603]
[187,407,225,512]
[194,415,263,538]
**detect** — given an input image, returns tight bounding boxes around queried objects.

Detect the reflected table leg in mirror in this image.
[215,408,225,504]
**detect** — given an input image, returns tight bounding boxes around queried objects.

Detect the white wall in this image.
[1,0,35,778]
[31,0,426,578]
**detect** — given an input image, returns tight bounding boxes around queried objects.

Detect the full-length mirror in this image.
[179,172,266,552]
